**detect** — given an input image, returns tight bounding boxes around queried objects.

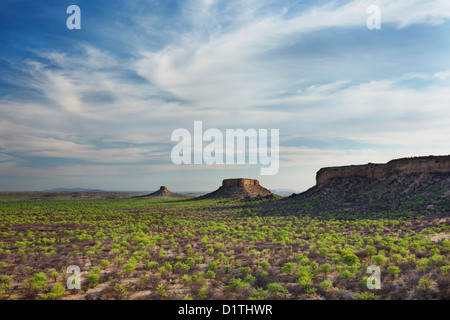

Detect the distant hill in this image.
[44,188,105,192]
[139,186,185,198]
[270,189,300,196]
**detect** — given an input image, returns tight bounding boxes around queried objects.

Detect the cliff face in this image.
[316,156,450,185]
[222,179,260,187]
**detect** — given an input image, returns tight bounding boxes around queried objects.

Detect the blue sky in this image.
[1,0,450,192]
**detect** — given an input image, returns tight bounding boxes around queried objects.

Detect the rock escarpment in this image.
[316,156,450,185]
[201,178,279,200]
[284,155,450,215]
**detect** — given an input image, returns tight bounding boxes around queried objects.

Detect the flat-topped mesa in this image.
[316,155,450,185]
[222,178,260,188]
[159,186,168,192]
[201,178,279,200]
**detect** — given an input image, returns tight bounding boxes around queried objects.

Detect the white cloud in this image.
[433,71,450,80]
[133,0,450,110]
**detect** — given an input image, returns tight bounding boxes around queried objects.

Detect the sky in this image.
[1,0,450,192]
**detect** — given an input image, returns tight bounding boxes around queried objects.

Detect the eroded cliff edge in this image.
[316,155,450,185]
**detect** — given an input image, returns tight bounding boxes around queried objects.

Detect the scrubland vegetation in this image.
[0,195,449,300]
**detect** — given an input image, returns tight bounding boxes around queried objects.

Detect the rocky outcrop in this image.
[143,186,184,197]
[316,155,450,185]
[200,178,279,200]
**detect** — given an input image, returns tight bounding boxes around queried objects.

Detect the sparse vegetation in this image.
[0,192,449,300]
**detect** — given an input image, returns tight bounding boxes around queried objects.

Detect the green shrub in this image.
[316,247,329,256]
[87,274,99,287]
[371,255,387,266]
[24,266,33,274]
[429,254,444,264]
[364,246,377,256]
[249,288,270,300]
[158,248,167,258]
[114,257,125,266]
[343,254,359,265]
[238,267,252,275]
[417,258,429,272]
[50,270,59,281]
[330,253,341,265]
[243,274,256,283]
[319,280,333,291]
[225,278,249,291]
[440,265,450,275]
[418,277,434,291]
[206,270,216,279]
[353,292,377,300]
[163,262,173,272]
[295,254,309,266]
[41,282,65,300]
[281,262,296,274]
[298,276,313,292]
[390,254,403,263]
[144,261,159,270]
[0,276,13,299]
[319,263,332,274]
[387,266,400,276]
[100,260,111,269]
[223,265,232,274]
[208,260,219,271]
[339,269,356,280]
[267,283,288,299]
[197,284,208,300]
[139,274,151,286]
[181,274,191,285]
[156,284,168,299]
[257,269,269,278]
[123,263,135,275]
[185,257,196,266]
[113,282,132,299]
[24,273,48,295]
[360,276,369,287]
[90,267,102,275]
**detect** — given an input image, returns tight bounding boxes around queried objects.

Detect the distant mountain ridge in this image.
[44,188,105,192]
